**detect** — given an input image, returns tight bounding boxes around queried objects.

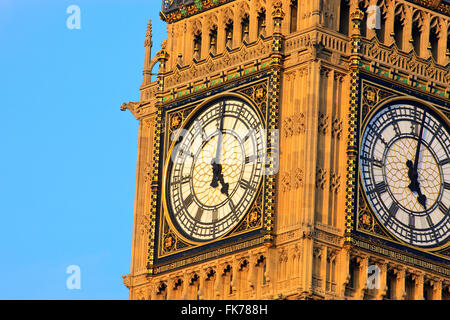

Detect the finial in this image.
[145,19,153,48]
[272,1,285,33]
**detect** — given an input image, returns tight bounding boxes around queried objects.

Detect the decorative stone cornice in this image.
[160,0,236,24]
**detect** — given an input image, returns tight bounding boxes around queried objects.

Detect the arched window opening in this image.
[429,19,439,61]
[290,0,298,33]
[358,1,368,38]
[375,2,386,43]
[394,13,404,50]
[209,25,218,55]
[339,0,350,35]
[412,19,422,55]
[193,32,202,60]
[225,19,233,48]
[257,9,266,38]
[241,14,249,42]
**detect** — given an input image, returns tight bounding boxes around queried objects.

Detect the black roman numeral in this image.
[388,202,399,218]
[426,215,434,228]
[212,209,218,222]
[183,194,194,208]
[240,179,254,191]
[195,207,204,221]
[438,202,448,215]
[444,182,450,190]
[362,156,383,168]
[439,158,450,166]
[409,215,415,229]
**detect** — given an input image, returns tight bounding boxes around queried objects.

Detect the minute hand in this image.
[413,112,426,173]
[214,102,225,163]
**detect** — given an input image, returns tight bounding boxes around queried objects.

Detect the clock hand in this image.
[413,111,426,174]
[210,102,229,196]
[406,112,428,209]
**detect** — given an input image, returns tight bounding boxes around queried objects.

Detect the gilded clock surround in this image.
[153,71,279,274]
[354,80,450,264]
[122,0,450,300]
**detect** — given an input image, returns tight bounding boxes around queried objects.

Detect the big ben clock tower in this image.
[122,0,450,300]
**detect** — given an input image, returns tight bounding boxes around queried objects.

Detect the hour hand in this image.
[210,159,229,196]
[406,160,427,209]
[210,159,220,188]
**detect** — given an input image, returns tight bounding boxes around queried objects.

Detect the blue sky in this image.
[0,0,166,299]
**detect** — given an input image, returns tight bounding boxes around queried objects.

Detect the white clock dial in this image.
[360,102,450,248]
[165,98,265,242]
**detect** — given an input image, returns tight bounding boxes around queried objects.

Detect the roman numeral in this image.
[361,156,383,168]
[183,194,194,208]
[240,179,256,192]
[426,215,434,228]
[444,182,450,190]
[369,181,387,195]
[376,181,387,194]
[245,155,255,164]
[172,176,190,186]
[229,199,236,212]
[195,207,204,221]
[439,158,450,166]
[438,202,448,215]
[388,202,399,218]
[409,215,415,229]
[212,209,218,223]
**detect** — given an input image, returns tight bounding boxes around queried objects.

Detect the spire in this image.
[145,19,153,49]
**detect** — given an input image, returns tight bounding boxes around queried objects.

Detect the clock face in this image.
[360,101,450,249]
[165,98,265,242]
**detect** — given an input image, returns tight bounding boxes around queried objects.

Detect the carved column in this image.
[182,272,191,300]
[437,19,448,65]
[354,255,368,299]
[402,7,413,52]
[249,0,258,42]
[234,6,242,48]
[392,267,406,300]
[374,261,387,300]
[412,273,424,300]
[385,2,395,46]
[201,17,209,60]
[247,253,257,295]
[430,279,443,300]
[197,269,208,300]
[420,13,431,59]
[217,11,226,54]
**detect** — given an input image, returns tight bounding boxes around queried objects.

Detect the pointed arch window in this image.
[393,7,405,50]
[193,31,202,60]
[339,0,350,36]
[209,25,218,55]
[241,14,249,42]
[290,0,298,33]
[375,1,387,43]
[257,9,266,38]
[412,11,423,56]
[225,19,233,48]
[429,18,439,61]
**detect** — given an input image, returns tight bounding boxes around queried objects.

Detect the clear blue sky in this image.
[0,0,166,299]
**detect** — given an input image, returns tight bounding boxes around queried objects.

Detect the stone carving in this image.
[318,112,329,135]
[280,168,303,192]
[330,171,341,193]
[331,118,343,139]
[316,167,327,190]
[282,112,305,138]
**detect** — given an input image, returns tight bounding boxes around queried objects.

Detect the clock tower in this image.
[122,0,450,300]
